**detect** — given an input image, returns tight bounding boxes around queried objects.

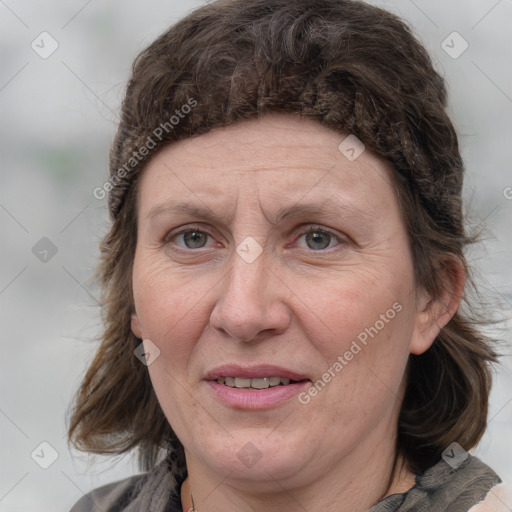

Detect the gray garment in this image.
[70,453,501,512]
[70,448,185,512]
[369,455,501,512]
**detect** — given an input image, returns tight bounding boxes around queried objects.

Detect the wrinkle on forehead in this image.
[138,114,398,229]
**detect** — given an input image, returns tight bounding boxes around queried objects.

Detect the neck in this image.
[180,477,194,511]
[182,430,415,512]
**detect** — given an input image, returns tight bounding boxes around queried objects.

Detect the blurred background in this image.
[0,0,511,510]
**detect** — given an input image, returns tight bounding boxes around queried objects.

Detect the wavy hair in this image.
[67,0,500,474]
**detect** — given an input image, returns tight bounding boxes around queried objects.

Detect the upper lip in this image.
[204,364,310,382]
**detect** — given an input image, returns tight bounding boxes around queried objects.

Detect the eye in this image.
[166,226,216,250]
[295,226,345,251]
[165,224,346,252]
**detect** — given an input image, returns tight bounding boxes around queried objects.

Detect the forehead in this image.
[136,113,397,218]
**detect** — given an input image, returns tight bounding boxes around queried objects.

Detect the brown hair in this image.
[68,0,499,474]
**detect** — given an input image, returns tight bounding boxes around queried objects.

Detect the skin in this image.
[131,113,464,512]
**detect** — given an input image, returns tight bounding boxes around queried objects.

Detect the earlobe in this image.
[131,313,143,339]
[410,257,465,355]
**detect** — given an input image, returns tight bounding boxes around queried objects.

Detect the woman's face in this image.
[131,114,438,489]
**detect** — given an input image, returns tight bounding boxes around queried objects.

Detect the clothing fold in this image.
[70,453,501,512]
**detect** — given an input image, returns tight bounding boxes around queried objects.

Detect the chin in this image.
[191,430,313,487]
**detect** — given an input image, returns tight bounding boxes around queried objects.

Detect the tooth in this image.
[234,377,251,388]
[251,378,270,389]
[219,376,296,389]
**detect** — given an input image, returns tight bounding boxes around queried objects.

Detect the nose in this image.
[209,249,291,343]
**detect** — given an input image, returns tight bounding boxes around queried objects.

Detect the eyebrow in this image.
[146,199,374,225]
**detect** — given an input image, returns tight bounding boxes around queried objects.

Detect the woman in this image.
[67,0,509,510]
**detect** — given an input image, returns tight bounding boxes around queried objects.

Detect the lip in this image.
[204,364,311,410]
[207,380,311,409]
[204,364,309,381]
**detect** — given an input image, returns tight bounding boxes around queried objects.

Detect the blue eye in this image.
[171,228,213,249]
[296,227,342,251]
[166,225,344,252]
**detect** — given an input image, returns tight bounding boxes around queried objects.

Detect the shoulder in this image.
[68,453,184,512]
[412,454,507,512]
[69,473,145,512]
[371,454,504,512]
[468,482,512,512]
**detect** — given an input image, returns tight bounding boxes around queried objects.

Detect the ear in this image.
[131,312,143,339]
[409,256,465,355]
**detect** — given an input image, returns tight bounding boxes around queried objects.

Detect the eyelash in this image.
[165,224,346,253]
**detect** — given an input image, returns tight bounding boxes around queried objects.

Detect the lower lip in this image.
[207,380,311,409]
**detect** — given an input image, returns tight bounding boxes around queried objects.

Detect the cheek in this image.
[131,255,214,363]
[289,260,416,404]
[291,265,412,349]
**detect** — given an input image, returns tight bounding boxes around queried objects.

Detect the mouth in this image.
[215,376,306,390]
[205,365,311,409]
[204,363,312,410]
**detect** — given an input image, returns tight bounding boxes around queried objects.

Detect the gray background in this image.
[0,1,511,510]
